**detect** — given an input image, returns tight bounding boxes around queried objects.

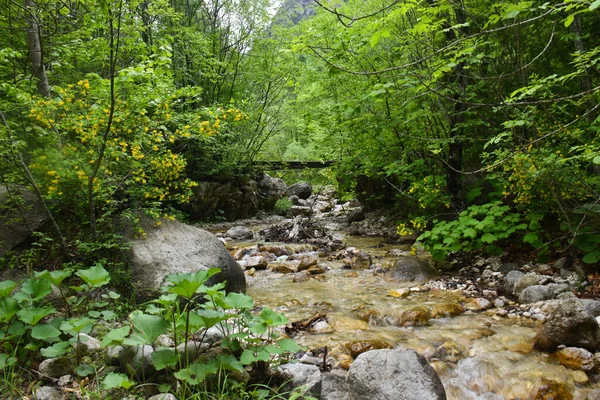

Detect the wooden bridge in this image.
[253,160,336,170]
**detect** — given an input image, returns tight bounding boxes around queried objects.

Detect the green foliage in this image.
[417,201,541,260]
[273,198,293,216]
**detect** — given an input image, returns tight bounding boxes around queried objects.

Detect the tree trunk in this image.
[24,0,50,97]
[445,5,469,209]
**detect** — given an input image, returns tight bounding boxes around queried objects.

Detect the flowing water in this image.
[224,230,600,399]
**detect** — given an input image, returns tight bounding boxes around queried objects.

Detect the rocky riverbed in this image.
[207,186,600,400]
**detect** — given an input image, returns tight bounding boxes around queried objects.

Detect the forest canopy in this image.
[0,0,599,264]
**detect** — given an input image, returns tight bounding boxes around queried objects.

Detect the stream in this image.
[210,214,600,400]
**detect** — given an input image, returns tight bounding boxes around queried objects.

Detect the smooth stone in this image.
[278,363,322,395]
[35,386,62,400]
[347,349,446,399]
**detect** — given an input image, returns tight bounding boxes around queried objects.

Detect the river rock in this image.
[347,208,365,223]
[290,205,313,217]
[345,252,372,269]
[0,186,48,257]
[554,347,596,371]
[73,333,101,356]
[245,255,268,270]
[503,270,524,296]
[518,284,570,304]
[286,182,312,200]
[128,217,246,300]
[396,307,432,326]
[38,357,74,379]
[347,349,446,400]
[465,298,493,311]
[298,256,318,271]
[321,370,351,400]
[226,226,253,240]
[534,299,600,352]
[258,173,287,209]
[278,363,322,395]
[186,180,259,220]
[344,340,393,359]
[498,263,520,274]
[35,386,62,400]
[273,262,298,274]
[177,341,209,365]
[105,345,123,366]
[389,256,438,283]
[120,345,155,379]
[148,394,178,400]
[580,299,600,317]
[259,245,292,257]
[514,273,541,296]
[531,378,573,400]
[431,303,464,318]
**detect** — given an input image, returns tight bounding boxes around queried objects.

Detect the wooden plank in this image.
[253,161,336,170]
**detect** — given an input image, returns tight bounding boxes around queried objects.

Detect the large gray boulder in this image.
[278,363,322,395]
[503,270,524,296]
[0,186,48,257]
[286,182,312,200]
[186,180,259,221]
[518,284,570,304]
[128,218,246,300]
[38,357,74,379]
[534,299,600,352]
[389,257,438,283]
[258,173,287,209]
[347,349,446,400]
[226,226,253,240]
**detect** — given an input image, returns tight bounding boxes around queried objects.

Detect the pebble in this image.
[522,312,531,318]
[532,314,545,321]
[494,299,505,308]
[496,309,508,317]
[409,287,421,292]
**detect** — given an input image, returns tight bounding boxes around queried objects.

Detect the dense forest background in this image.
[1,0,599,265]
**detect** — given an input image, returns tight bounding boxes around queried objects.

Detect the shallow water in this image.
[229,233,600,399]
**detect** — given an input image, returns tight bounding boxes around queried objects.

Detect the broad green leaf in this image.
[221,292,254,309]
[277,338,301,353]
[0,298,19,322]
[76,265,110,289]
[564,14,574,27]
[8,321,25,336]
[152,348,179,370]
[462,228,478,239]
[583,250,600,264]
[480,233,497,244]
[123,311,168,345]
[102,310,117,321]
[60,317,94,336]
[593,155,600,165]
[102,372,135,390]
[21,278,52,302]
[31,324,61,342]
[216,354,244,372]
[36,270,72,286]
[590,0,600,10]
[240,348,270,365]
[0,281,17,298]
[196,309,228,328]
[101,325,130,347]
[523,232,539,245]
[75,364,94,377]
[18,306,55,325]
[174,362,218,384]
[41,341,71,357]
